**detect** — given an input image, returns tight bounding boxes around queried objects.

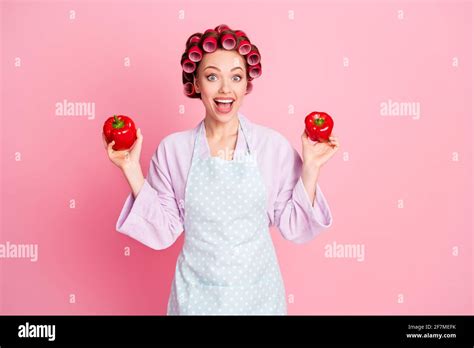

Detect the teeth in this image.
[214,99,233,103]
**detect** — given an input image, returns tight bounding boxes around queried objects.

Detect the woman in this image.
[103,24,340,315]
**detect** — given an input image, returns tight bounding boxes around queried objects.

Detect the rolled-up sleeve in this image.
[115,141,184,250]
[273,138,333,244]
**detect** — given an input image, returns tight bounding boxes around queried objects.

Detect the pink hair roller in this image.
[188,45,203,62]
[184,82,195,96]
[183,71,194,82]
[205,29,217,34]
[215,24,230,34]
[246,47,260,66]
[248,63,261,79]
[221,32,236,50]
[185,33,202,48]
[237,39,251,55]
[202,36,217,53]
[235,30,247,38]
[189,35,201,45]
[182,59,196,73]
[245,81,253,94]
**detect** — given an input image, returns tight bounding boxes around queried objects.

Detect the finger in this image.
[107,140,115,156]
[130,129,143,154]
[102,133,108,149]
[301,130,311,145]
[137,129,143,146]
[302,130,319,146]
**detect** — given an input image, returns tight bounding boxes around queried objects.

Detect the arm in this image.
[123,163,145,199]
[301,165,320,207]
[273,139,333,244]
[115,141,184,250]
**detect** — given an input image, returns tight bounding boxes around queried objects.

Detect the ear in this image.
[193,75,200,93]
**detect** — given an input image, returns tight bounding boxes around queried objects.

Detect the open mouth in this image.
[213,98,235,114]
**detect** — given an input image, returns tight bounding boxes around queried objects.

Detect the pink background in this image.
[1,0,472,315]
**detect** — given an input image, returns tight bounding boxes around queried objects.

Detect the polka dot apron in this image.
[167,118,287,315]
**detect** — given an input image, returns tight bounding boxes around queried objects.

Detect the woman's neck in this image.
[204,114,239,141]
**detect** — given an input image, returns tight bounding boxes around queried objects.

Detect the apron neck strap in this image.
[191,116,251,163]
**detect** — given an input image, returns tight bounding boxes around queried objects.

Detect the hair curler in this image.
[220,30,237,50]
[237,37,251,55]
[248,63,261,78]
[182,71,194,83]
[182,58,196,73]
[201,31,218,53]
[246,45,260,66]
[186,33,202,48]
[234,30,247,38]
[183,82,195,96]
[245,81,253,94]
[187,43,203,62]
[215,24,230,34]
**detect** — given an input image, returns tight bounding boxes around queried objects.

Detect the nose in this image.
[218,78,231,94]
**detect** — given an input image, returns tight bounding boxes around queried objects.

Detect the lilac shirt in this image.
[116,112,333,250]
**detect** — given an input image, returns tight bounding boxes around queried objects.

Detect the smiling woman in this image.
[112,23,338,317]
[179,25,264,157]
[181,24,262,100]
[193,50,248,126]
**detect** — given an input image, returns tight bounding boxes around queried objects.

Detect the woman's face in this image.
[194,49,247,124]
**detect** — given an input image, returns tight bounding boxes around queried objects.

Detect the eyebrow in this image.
[203,66,244,72]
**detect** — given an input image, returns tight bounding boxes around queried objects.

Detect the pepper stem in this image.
[112,115,125,129]
[314,117,325,126]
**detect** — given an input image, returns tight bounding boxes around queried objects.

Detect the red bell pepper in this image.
[304,111,334,142]
[103,115,137,151]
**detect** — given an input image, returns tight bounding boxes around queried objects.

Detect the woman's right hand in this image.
[102,128,143,171]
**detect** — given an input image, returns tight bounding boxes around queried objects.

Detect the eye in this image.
[206,74,217,82]
[233,75,242,82]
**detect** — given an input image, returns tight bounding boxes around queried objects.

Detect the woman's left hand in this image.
[301,130,340,170]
